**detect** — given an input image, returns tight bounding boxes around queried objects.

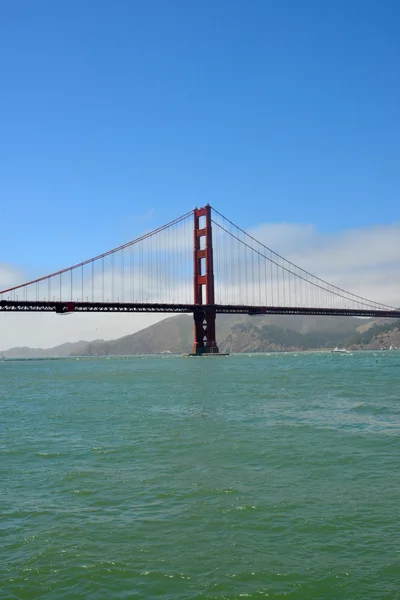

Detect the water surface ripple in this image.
[1,352,400,598]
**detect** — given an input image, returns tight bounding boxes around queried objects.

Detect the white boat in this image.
[331,347,350,354]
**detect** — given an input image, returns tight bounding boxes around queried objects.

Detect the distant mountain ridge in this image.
[1,340,99,359]
[3,313,399,358]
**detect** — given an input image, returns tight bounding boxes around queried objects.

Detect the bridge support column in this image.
[192,205,219,355]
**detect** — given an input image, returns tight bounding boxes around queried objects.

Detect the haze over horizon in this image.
[1,1,399,349]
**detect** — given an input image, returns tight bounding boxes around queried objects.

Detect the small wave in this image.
[36,452,61,458]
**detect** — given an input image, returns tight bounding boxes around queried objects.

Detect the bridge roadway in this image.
[1,300,400,319]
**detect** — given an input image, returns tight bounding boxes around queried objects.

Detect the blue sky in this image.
[1,1,399,286]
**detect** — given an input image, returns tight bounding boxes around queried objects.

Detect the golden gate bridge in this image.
[1,205,399,354]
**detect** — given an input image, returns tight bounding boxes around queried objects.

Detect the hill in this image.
[346,319,400,350]
[70,314,400,356]
[0,340,96,359]
[70,316,192,356]
[3,314,399,358]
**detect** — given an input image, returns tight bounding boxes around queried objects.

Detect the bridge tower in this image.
[191,205,219,355]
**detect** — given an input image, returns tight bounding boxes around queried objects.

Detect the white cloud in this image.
[244,221,400,307]
[249,222,400,273]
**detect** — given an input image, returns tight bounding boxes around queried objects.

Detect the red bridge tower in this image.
[191,205,219,355]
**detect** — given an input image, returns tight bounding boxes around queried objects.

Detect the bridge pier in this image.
[191,308,219,355]
[191,205,220,355]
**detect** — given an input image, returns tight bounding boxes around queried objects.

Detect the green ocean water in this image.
[1,352,400,599]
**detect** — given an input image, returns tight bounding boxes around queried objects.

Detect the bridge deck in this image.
[1,300,399,319]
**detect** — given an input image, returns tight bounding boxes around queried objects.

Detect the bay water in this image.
[1,352,400,599]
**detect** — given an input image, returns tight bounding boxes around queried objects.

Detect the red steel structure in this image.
[192,205,219,354]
